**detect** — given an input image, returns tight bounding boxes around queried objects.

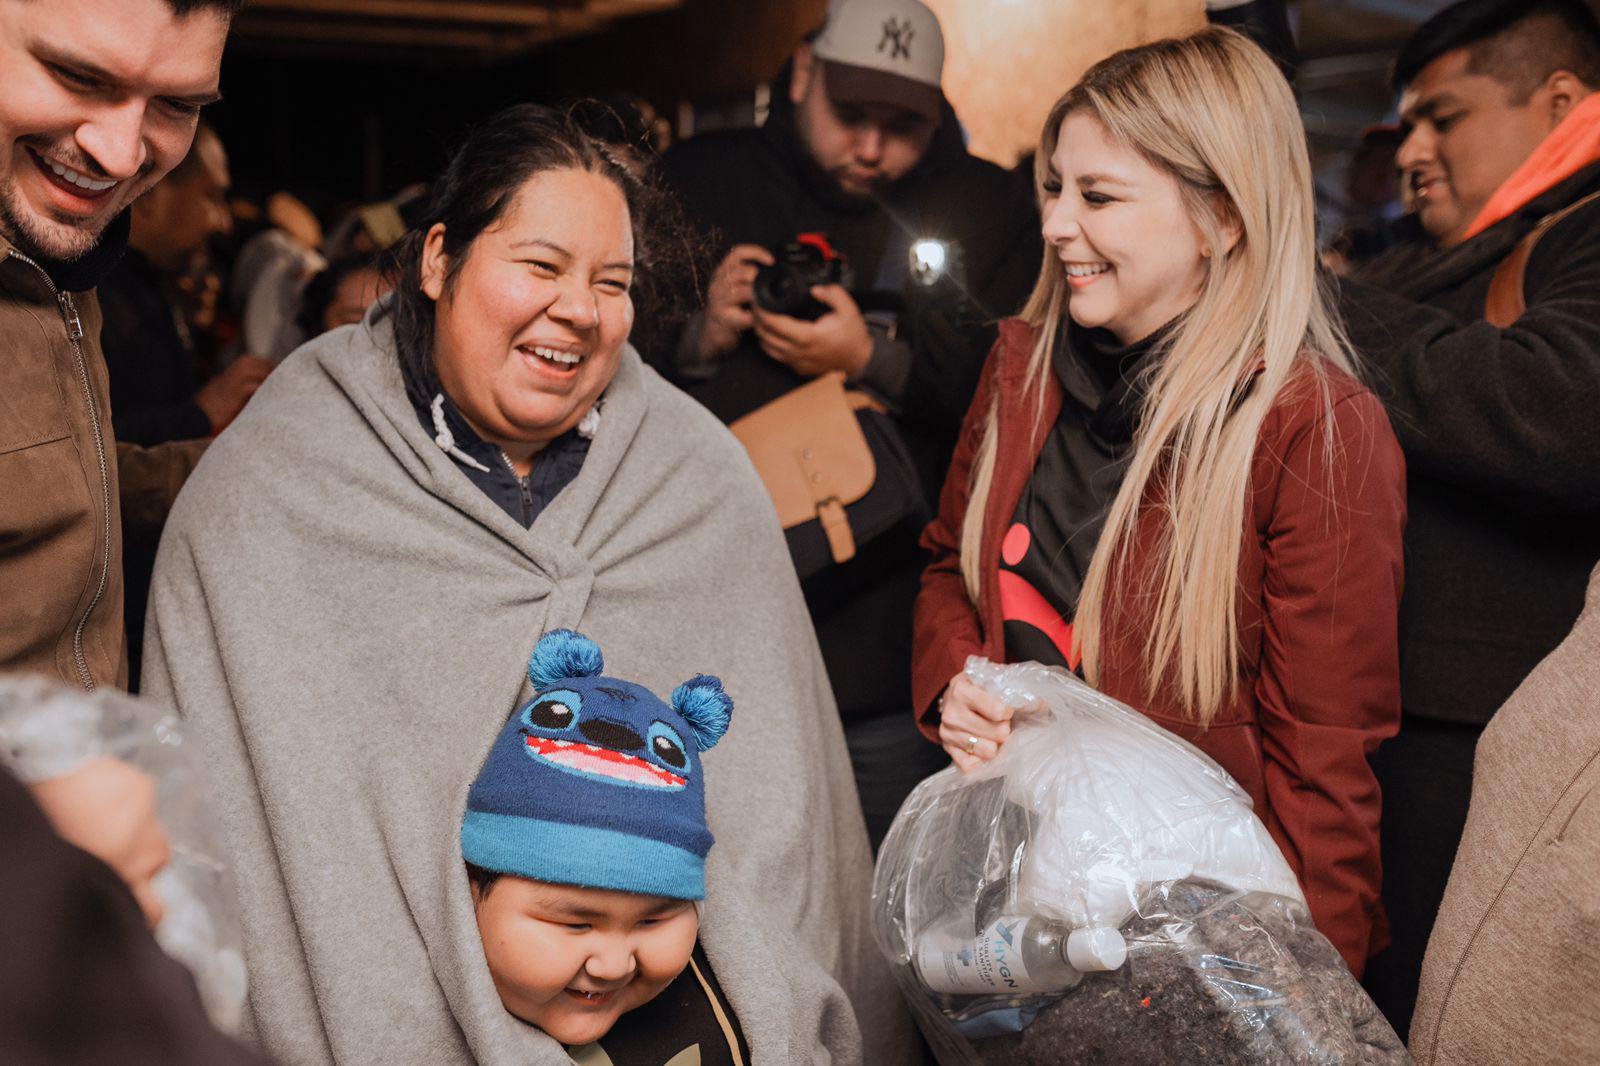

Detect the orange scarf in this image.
[1462,92,1600,241]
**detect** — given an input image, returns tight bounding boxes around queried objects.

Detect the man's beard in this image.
[831,171,879,199]
[820,162,896,205]
[0,179,105,262]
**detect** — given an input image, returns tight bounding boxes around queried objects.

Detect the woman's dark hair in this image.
[566,94,666,160]
[381,103,702,407]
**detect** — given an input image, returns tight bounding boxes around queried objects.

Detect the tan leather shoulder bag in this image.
[729,371,887,566]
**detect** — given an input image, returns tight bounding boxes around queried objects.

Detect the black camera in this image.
[753,233,855,321]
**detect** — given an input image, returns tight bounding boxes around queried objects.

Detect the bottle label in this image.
[916,917,1044,995]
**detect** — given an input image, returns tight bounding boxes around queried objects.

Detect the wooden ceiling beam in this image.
[231,15,560,52]
[245,0,558,26]
[234,0,680,55]
[585,0,680,16]
[244,0,676,28]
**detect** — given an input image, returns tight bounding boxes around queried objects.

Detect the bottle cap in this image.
[1066,926,1127,971]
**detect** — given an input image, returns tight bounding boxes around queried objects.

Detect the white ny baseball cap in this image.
[810,0,946,122]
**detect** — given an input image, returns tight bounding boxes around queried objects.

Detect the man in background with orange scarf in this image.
[1337,0,1600,1036]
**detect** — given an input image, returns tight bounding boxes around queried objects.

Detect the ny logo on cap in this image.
[878,16,914,61]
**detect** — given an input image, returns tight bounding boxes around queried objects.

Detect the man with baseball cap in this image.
[796,0,945,198]
[813,0,942,106]
[655,0,1041,847]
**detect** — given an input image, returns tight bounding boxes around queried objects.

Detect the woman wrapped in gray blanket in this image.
[142,103,914,1066]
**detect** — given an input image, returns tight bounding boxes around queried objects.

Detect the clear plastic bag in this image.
[0,676,247,1032]
[873,659,1408,1064]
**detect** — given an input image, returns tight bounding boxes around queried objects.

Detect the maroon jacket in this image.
[914,319,1406,975]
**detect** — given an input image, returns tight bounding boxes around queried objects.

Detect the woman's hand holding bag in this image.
[937,670,1019,772]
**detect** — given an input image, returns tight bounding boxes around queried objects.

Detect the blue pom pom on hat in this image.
[462,630,732,900]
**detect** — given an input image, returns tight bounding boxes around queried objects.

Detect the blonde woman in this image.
[911,27,1405,977]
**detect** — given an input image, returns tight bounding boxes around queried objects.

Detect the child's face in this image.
[470,876,699,1045]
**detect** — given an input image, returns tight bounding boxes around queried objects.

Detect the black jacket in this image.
[409,389,589,529]
[656,71,1041,437]
[97,250,211,447]
[1340,162,1600,725]
[655,75,1040,720]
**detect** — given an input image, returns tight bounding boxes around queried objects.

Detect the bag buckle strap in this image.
[845,390,888,416]
[797,445,858,565]
[816,497,856,564]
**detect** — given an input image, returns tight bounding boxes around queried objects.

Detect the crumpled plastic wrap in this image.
[873,658,1408,1064]
[0,676,247,1032]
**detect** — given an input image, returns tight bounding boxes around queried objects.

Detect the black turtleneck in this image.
[999,319,1170,670]
[22,210,131,293]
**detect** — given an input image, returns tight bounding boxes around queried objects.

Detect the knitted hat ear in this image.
[671,675,732,752]
[527,629,604,690]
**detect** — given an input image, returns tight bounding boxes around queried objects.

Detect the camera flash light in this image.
[910,239,949,286]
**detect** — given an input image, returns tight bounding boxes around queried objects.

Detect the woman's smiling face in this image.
[1041,111,1212,345]
[422,166,635,458]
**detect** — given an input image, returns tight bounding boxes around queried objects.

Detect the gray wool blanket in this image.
[143,313,916,1065]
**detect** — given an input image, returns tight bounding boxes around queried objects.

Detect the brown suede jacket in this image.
[1,230,201,690]
[914,318,1407,976]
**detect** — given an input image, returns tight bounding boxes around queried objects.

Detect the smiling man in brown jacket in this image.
[0,0,238,691]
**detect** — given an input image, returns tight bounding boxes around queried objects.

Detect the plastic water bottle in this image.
[915,916,1127,996]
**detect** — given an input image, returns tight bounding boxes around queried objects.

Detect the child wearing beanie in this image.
[462,629,746,1062]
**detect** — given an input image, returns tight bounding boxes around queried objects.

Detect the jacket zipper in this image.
[498,449,536,527]
[8,250,111,690]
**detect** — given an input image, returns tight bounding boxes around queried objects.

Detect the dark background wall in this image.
[212,0,1581,223]
[211,0,829,214]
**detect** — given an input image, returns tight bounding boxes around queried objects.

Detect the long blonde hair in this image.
[959,28,1358,724]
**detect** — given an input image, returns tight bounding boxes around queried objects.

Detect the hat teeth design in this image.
[524,735,687,790]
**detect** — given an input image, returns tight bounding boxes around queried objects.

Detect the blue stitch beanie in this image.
[461,629,733,900]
